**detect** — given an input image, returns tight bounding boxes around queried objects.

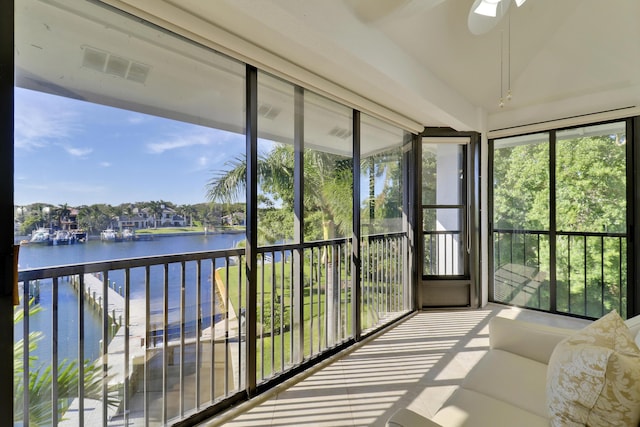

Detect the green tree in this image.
[555,137,626,233]
[493,134,627,315]
[53,203,71,228]
[494,135,625,234]
[206,144,353,242]
[179,204,197,227]
[362,148,404,234]
[257,196,293,245]
[20,214,44,235]
[207,143,353,346]
[493,141,548,231]
[78,204,112,235]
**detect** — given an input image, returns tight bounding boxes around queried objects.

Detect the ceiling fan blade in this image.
[468,0,511,35]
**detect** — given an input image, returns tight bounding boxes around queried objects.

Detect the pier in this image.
[63,273,148,426]
[60,272,240,425]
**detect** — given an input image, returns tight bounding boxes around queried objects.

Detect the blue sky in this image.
[14,88,246,207]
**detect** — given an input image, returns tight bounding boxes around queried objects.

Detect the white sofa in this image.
[387,313,640,427]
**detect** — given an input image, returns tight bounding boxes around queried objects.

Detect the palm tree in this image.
[200,206,216,232]
[206,145,353,241]
[207,144,353,345]
[179,204,197,227]
[53,203,71,229]
[362,149,403,233]
[78,205,111,235]
[14,303,117,425]
[146,201,164,228]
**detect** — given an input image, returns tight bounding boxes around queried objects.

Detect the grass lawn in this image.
[215,250,403,379]
[218,259,357,379]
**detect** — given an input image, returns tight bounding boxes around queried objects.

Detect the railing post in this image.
[245,64,258,394]
[352,110,362,339]
[293,85,305,363]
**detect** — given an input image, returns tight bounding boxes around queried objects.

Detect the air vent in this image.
[82,47,107,72]
[105,55,128,78]
[81,46,150,84]
[258,103,281,120]
[127,62,150,84]
[329,126,352,139]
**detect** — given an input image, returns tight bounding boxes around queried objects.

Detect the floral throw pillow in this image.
[546,310,640,427]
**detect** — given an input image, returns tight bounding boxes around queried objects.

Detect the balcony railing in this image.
[422,230,463,276]
[15,233,409,426]
[493,229,627,318]
[362,232,408,331]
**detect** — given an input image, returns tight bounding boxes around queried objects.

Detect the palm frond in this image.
[206,154,247,203]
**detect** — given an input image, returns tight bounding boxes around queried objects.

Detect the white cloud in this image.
[128,114,147,124]
[14,95,80,150]
[63,145,93,157]
[100,161,112,167]
[147,132,213,154]
[22,183,49,191]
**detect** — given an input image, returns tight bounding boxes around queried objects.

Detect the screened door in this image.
[420,136,476,307]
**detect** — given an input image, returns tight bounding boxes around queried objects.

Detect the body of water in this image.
[15,232,243,366]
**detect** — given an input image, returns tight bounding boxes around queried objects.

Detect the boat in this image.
[100,228,117,241]
[52,229,75,245]
[29,227,52,245]
[122,228,136,241]
[71,229,87,243]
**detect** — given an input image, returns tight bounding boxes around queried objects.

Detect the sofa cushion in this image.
[546,310,640,427]
[625,314,640,349]
[489,316,576,364]
[625,313,640,338]
[432,389,548,427]
[462,349,548,418]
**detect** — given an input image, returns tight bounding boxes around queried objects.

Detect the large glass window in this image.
[249,73,357,380]
[303,92,353,352]
[15,1,246,424]
[361,115,406,235]
[13,1,413,424]
[361,114,408,332]
[492,122,628,318]
[256,73,295,246]
[492,133,550,310]
[303,93,353,242]
[555,123,627,317]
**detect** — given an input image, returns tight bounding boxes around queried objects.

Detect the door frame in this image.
[417,128,481,309]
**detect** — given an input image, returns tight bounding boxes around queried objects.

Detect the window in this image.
[491,122,629,318]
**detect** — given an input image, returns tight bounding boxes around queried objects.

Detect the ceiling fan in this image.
[468,0,528,35]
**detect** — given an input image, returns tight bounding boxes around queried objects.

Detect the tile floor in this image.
[200,304,590,427]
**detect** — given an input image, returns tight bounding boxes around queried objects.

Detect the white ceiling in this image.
[17,0,640,135]
[153,0,640,132]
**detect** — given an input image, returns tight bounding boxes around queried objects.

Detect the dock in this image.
[60,271,241,425]
[62,273,148,426]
